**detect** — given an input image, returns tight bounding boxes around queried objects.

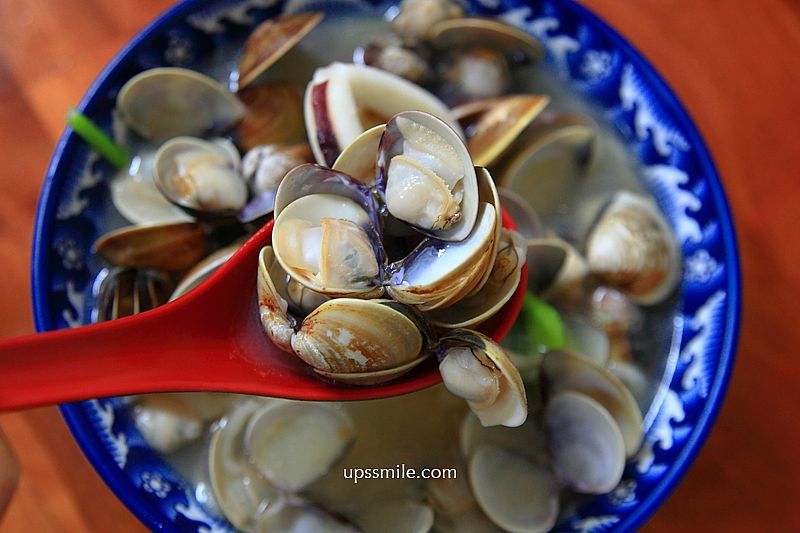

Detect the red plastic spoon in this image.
[0,218,525,411]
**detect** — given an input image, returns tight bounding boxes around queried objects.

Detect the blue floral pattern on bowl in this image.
[31,0,740,531]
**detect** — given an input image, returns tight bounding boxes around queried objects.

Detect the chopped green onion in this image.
[66,108,131,170]
[523,292,566,353]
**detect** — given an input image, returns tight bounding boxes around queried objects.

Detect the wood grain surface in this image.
[0,0,798,531]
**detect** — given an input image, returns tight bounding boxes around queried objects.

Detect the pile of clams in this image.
[86,0,684,531]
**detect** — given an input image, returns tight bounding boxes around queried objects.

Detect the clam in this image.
[271,193,383,298]
[356,37,431,84]
[332,124,385,184]
[585,192,680,305]
[439,330,527,427]
[391,0,464,42]
[453,95,550,168]
[95,267,172,321]
[243,401,354,492]
[243,144,313,197]
[385,202,497,310]
[526,236,588,303]
[356,499,435,533]
[291,299,432,384]
[153,137,248,218]
[497,113,597,219]
[429,18,544,65]
[541,349,643,457]
[110,150,192,225]
[116,67,244,141]
[237,12,324,90]
[427,228,526,329]
[93,221,208,272]
[132,393,233,454]
[545,391,625,494]
[378,110,478,241]
[238,143,313,223]
[209,399,279,531]
[468,445,559,533]
[304,62,462,166]
[430,18,545,100]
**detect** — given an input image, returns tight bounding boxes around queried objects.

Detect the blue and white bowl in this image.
[31,0,741,531]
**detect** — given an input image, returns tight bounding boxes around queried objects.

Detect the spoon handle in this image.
[0,299,272,411]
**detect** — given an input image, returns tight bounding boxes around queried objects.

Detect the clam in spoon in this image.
[0,220,524,411]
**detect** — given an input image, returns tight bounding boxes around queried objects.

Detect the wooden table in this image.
[0,0,798,531]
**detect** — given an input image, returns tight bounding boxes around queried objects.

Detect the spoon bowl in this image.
[3,214,524,411]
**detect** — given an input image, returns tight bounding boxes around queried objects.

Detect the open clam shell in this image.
[429,18,545,65]
[272,192,384,297]
[153,137,248,219]
[110,150,193,225]
[274,164,380,229]
[545,391,626,494]
[468,445,558,533]
[237,12,323,90]
[465,167,503,297]
[95,267,172,321]
[378,111,478,242]
[387,202,496,309]
[585,191,680,305]
[497,113,597,219]
[526,236,588,303]
[291,299,429,384]
[454,95,550,168]
[332,124,385,185]
[94,221,207,272]
[117,67,244,141]
[541,349,643,457]
[305,62,461,166]
[209,399,278,531]
[439,330,527,427]
[243,401,354,492]
[428,228,525,329]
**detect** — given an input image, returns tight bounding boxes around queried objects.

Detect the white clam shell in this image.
[243,401,355,492]
[545,391,626,494]
[542,349,643,457]
[209,399,279,531]
[468,445,559,533]
[117,67,244,141]
[110,151,192,225]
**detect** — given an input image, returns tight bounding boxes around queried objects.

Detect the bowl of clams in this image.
[32,0,741,531]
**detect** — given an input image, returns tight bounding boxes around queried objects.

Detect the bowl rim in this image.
[30,0,741,531]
